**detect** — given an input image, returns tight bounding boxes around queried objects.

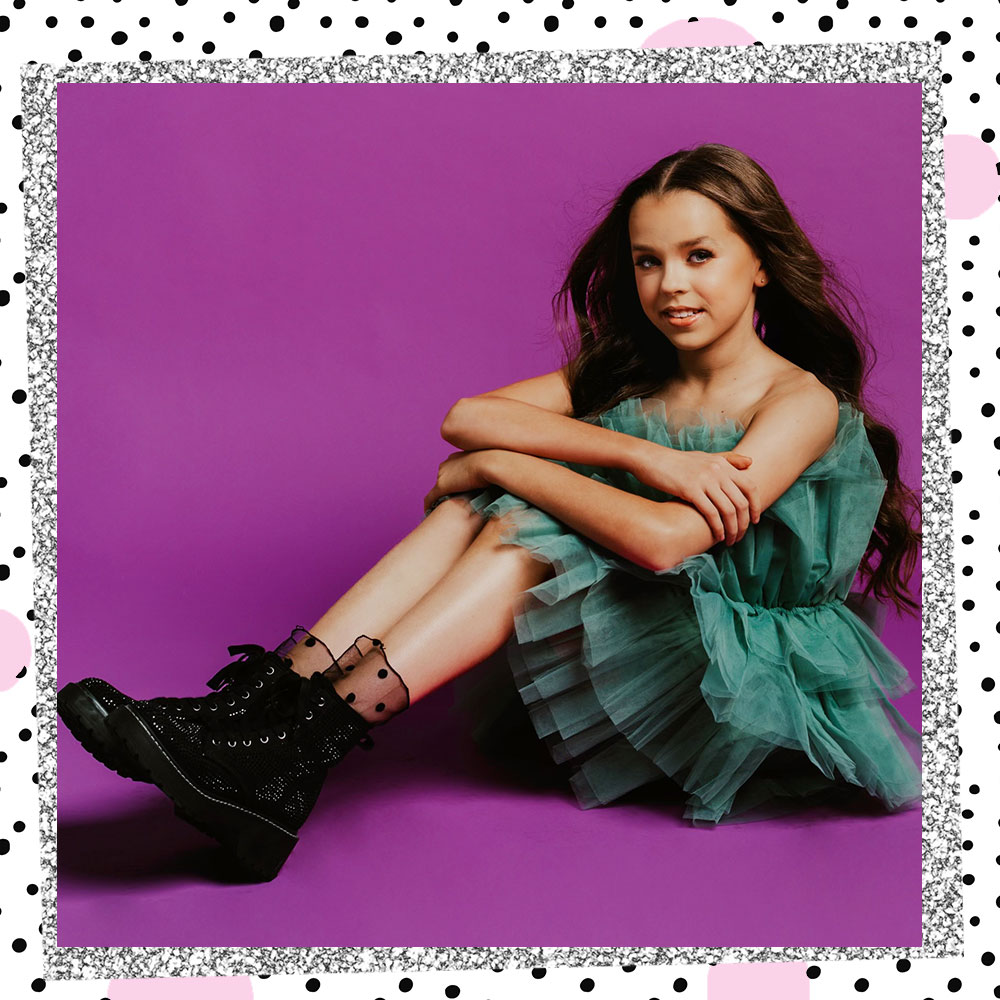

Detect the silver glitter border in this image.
[23,43,956,980]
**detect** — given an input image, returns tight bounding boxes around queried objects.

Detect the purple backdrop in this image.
[56,81,923,948]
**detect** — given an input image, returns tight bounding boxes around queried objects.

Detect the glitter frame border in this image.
[24,43,957,979]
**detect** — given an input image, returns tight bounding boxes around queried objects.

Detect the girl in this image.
[57,143,922,882]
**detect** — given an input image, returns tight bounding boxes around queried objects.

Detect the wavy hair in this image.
[552,143,921,616]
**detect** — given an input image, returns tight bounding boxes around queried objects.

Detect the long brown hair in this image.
[552,143,920,616]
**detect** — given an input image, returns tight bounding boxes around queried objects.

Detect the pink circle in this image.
[108,977,254,1000]
[643,18,757,48]
[944,134,1000,219]
[0,610,31,693]
[708,962,810,999]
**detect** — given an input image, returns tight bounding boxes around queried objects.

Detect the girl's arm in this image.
[481,450,675,572]
[443,367,651,473]
[481,378,841,572]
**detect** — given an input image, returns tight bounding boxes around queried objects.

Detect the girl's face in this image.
[628,189,767,351]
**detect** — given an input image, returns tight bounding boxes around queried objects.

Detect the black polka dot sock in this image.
[276,626,337,676]
[322,635,410,725]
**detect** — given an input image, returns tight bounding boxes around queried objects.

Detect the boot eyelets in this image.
[243,739,252,747]
[228,740,237,747]
[277,731,286,739]
[193,705,201,712]
[304,711,313,720]
[255,680,264,689]
[226,700,235,707]
[210,704,218,711]
[317,699,325,707]
[266,667,274,675]
[260,736,269,744]
[242,691,250,699]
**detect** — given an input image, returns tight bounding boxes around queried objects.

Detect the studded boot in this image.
[105,635,410,881]
[56,627,333,783]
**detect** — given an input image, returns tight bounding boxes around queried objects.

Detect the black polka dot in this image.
[580,980,594,993]
[445,988,460,999]
[270,15,284,30]
[31,981,45,993]
[544,15,559,31]
[855,980,869,993]
[0,839,8,855]
[947,978,962,992]
[869,16,880,27]
[305,979,320,993]
[896,959,910,971]
[983,952,996,966]
[673,979,688,993]
[818,15,833,30]
[772,11,784,21]
[531,969,546,979]
[962,51,974,62]
[12,938,26,952]
[399,979,413,993]
[26,884,37,895]
[806,967,821,979]
[111,30,128,45]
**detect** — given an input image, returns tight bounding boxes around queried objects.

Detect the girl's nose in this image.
[660,264,688,294]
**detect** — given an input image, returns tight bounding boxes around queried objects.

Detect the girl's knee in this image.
[427,494,485,526]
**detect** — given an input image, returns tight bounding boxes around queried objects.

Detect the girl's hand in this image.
[423,450,494,516]
[634,445,762,546]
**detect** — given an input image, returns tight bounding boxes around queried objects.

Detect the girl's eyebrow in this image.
[631,235,717,252]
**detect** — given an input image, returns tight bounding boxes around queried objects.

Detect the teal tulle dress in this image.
[433,396,922,826]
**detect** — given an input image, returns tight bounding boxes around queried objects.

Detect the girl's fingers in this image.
[694,496,725,543]
[705,486,738,544]
[720,482,750,541]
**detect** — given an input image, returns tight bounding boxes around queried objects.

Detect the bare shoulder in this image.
[734,373,840,511]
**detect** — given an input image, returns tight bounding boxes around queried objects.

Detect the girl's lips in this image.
[663,309,704,327]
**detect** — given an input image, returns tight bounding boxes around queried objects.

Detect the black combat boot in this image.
[105,636,409,881]
[56,627,331,783]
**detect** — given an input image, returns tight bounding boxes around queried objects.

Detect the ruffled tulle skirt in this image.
[448,485,922,827]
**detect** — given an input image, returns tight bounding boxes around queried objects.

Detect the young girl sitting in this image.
[58,143,923,882]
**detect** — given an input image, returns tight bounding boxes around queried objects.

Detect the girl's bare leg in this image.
[326,513,555,706]
[287,497,492,672]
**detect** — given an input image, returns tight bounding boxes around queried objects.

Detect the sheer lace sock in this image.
[322,635,410,726]
[279,627,337,677]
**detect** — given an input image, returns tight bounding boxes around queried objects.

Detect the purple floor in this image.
[57,685,922,948]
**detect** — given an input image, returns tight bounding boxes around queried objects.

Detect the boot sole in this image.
[57,683,151,783]
[107,705,298,882]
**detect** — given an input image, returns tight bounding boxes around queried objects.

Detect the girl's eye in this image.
[634,250,712,269]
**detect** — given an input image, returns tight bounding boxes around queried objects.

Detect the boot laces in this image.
[210,671,375,750]
[146,644,289,713]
